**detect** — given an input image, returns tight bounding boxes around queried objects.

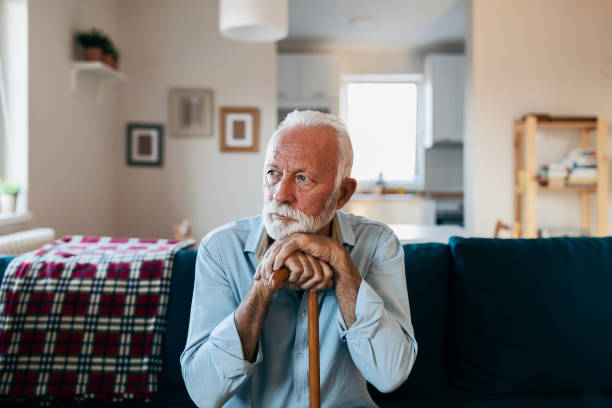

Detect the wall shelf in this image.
[538,185,597,193]
[513,115,608,237]
[70,61,128,99]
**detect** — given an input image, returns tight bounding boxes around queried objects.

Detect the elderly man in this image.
[180,111,417,407]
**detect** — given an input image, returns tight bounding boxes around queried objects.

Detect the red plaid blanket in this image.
[0,235,194,405]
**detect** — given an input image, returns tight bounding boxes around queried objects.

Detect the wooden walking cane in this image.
[272,268,321,408]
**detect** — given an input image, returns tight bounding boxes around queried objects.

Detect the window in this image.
[340,74,423,191]
[0,0,28,214]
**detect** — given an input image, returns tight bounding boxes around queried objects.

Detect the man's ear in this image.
[335,178,357,209]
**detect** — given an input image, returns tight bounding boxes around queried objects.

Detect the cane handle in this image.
[271,267,290,287]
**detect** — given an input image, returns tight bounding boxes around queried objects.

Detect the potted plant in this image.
[75,28,107,61]
[111,47,121,70]
[101,35,115,67]
[0,180,20,213]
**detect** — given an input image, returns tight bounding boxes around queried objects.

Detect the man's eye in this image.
[296,175,307,182]
[267,170,279,176]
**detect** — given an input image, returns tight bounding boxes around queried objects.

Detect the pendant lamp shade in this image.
[220,0,288,42]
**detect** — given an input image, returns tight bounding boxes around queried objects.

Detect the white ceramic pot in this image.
[0,194,16,213]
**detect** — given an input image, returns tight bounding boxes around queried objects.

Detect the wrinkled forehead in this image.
[265,126,339,164]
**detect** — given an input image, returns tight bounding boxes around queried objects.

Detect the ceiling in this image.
[283,0,465,49]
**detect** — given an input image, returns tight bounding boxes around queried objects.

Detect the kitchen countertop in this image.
[352,191,463,200]
[351,193,422,200]
[389,224,466,244]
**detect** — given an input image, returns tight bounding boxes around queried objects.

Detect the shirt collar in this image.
[244,217,265,255]
[245,211,356,262]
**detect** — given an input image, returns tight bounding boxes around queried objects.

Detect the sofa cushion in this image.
[378,388,612,408]
[371,242,450,401]
[159,249,197,389]
[0,255,16,282]
[448,236,612,394]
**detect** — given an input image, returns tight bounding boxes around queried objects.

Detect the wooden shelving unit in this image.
[514,115,608,238]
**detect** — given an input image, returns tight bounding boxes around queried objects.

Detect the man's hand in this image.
[258,233,360,285]
[254,250,333,291]
[257,232,362,327]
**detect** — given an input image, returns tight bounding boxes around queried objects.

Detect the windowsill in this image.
[0,211,32,228]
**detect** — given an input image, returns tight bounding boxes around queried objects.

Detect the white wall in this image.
[28,0,119,237]
[467,0,612,236]
[25,0,276,241]
[115,0,276,240]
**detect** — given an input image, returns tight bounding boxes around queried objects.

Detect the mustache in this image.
[263,201,307,220]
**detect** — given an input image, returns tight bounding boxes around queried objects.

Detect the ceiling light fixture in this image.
[219,0,288,43]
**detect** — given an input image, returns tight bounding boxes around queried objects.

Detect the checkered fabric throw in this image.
[0,235,194,405]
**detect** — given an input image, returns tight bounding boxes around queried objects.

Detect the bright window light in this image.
[345,82,418,183]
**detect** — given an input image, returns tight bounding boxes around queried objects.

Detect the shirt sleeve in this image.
[336,228,418,393]
[180,235,262,408]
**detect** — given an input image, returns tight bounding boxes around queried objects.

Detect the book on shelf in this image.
[568,167,597,186]
[567,180,597,187]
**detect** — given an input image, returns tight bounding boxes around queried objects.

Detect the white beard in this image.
[262,191,338,240]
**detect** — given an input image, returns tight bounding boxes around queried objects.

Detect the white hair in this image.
[269,110,353,187]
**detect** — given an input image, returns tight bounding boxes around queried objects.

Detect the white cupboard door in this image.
[425,54,465,147]
[277,54,299,100]
[434,55,463,144]
[299,54,337,102]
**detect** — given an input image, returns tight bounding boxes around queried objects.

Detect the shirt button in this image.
[301,310,306,317]
[297,353,303,358]
[298,394,302,400]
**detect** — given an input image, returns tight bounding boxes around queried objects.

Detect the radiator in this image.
[0,228,56,255]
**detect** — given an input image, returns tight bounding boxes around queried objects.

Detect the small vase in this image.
[102,53,114,67]
[84,47,103,61]
[0,194,16,213]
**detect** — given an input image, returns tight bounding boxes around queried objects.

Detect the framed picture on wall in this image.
[169,88,214,137]
[219,106,260,152]
[126,123,163,166]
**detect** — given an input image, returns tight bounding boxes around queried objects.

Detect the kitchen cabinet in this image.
[277,53,338,110]
[277,54,299,100]
[424,54,464,148]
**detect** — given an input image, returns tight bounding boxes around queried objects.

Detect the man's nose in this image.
[274,175,296,204]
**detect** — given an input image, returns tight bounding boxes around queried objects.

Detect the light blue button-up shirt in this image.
[180,211,417,408]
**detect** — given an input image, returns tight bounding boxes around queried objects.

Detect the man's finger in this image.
[303,255,327,291]
[254,263,262,280]
[285,254,302,282]
[265,240,287,281]
[301,255,323,290]
[297,254,314,285]
[259,259,267,281]
[272,236,302,270]
[319,261,334,291]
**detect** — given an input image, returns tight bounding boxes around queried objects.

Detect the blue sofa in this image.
[1,236,612,407]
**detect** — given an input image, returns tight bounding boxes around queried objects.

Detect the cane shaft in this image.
[271,269,320,407]
[308,291,320,408]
